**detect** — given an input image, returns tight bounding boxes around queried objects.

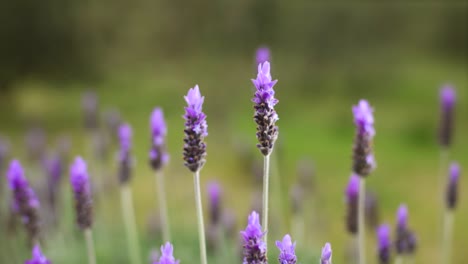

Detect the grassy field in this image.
[0,54,467,263]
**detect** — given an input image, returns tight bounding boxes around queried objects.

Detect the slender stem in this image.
[262,154,271,249]
[291,212,304,245]
[85,228,97,264]
[358,178,366,264]
[121,184,142,264]
[394,256,403,264]
[441,210,454,264]
[155,171,171,242]
[194,170,208,264]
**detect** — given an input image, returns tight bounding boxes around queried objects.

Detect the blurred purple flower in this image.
[25,245,51,264]
[396,204,408,230]
[439,85,456,147]
[276,234,297,264]
[352,100,376,177]
[118,123,133,183]
[150,108,169,170]
[104,108,122,136]
[82,91,99,130]
[70,157,93,229]
[241,211,267,264]
[183,85,208,172]
[345,174,359,234]
[154,242,180,264]
[207,181,222,225]
[256,46,271,65]
[321,243,332,264]
[446,162,461,210]
[377,224,391,264]
[252,61,279,156]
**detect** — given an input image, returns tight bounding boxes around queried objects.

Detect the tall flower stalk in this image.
[183,85,208,264]
[252,61,279,249]
[118,123,142,264]
[352,100,376,264]
[70,157,96,264]
[442,162,460,264]
[149,107,171,242]
[7,160,41,246]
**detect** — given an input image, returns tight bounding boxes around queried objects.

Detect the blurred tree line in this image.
[0,0,466,89]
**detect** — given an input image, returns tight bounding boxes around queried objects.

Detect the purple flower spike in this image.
[25,244,51,264]
[252,61,279,156]
[321,243,332,264]
[276,234,297,264]
[150,108,170,171]
[70,157,93,230]
[241,211,267,264]
[207,181,222,225]
[352,99,376,177]
[183,85,208,172]
[345,174,360,234]
[446,162,461,210]
[396,204,408,230]
[439,85,456,147]
[377,224,391,264]
[118,123,133,184]
[7,160,41,243]
[154,242,180,264]
[256,46,271,65]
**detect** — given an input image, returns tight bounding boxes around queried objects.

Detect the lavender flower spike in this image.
[25,245,51,264]
[276,234,297,264]
[154,242,180,264]
[377,224,391,264]
[118,123,133,184]
[70,157,93,230]
[183,85,208,172]
[439,85,456,147]
[150,108,170,170]
[446,162,461,210]
[345,174,360,234]
[252,61,279,156]
[321,243,332,264]
[207,181,222,225]
[352,100,376,177]
[241,211,267,264]
[7,160,41,243]
[396,204,408,231]
[256,46,271,65]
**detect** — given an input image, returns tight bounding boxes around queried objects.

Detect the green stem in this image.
[155,171,171,242]
[84,228,97,264]
[262,154,271,250]
[441,210,454,264]
[358,178,366,264]
[121,184,142,264]
[194,170,208,264]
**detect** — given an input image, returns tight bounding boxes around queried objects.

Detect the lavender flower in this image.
[70,157,93,230]
[183,85,208,172]
[241,211,267,264]
[150,108,169,170]
[377,224,391,264]
[256,46,271,65]
[7,160,41,243]
[153,242,180,264]
[396,205,408,231]
[82,91,99,131]
[25,245,51,264]
[446,162,461,210]
[439,85,456,147]
[252,61,279,156]
[352,100,376,177]
[207,181,222,225]
[395,204,412,255]
[44,155,63,217]
[276,234,297,264]
[345,174,360,234]
[365,190,379,229]
[321,243,332,264]
[118,123,133,184]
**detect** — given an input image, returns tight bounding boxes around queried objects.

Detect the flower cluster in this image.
[394,205,417,255]
[25,245,51,264]
[70,157,93,230]
[241,211,267,264]
[439,85,456,147]
[377,224,391,264]
[150,108,170,170]
[153,242,180,264]
[252,61,279,156]
[446,162,461,210]
[183,85,208,172]
[352,100,376,177]
[118,123,133,184]
[321,243,332,264]
[345,174,360,234]
[276,234,297,264]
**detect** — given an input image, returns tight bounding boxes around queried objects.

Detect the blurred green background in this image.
[0,0,467,263]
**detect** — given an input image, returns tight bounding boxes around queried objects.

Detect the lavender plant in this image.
[153,242,180,264]
[7,160,41,245]
[118,123,143,264]
[255,46,271,65]
[241,211,267,264]
[252,61,279,250]
[70,157,96,264]
[25,244,51,264]
[352,99,376,264]
[394,205,418,264]
[276,234,297,264]
[183,85,208,264]
[321,243,332,264]
[377,224,391,264]
[149,107,171,242]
